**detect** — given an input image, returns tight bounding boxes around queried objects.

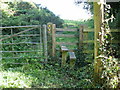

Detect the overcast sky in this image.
[30,0,92,20]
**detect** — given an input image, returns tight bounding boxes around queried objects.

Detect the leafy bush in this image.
[1,1,64,28]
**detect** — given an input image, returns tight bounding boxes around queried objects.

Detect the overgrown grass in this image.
[0,63,95,88]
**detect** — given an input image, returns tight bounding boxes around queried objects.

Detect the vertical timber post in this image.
[51,24,56,57]
[39,25,43,56]
[43,25,48,62]
[78,25,84,49]
[94,0,104,83]
[0,18,2,68]
[47,23,52,58]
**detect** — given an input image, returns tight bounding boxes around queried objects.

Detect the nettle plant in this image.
[97,3,119,88]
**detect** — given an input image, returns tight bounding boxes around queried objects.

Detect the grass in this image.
[0,63,94,88]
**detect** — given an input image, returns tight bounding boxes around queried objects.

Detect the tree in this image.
[0,0,64,27]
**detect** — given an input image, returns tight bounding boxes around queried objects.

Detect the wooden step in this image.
[61,46,68,52]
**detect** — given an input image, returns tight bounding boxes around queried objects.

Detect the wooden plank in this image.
[0,25,39,29]
[56,34,75,37]
[52,24,56,57]
[83,40,94,43]
[110,29,120,32]
[56,42,78,45]
[56,48,76,52]
[61,46,69,52]
[0,28,36,41]
[111,40,120,43]
[83,29,94,33]
[83,50,94,53]
[82,29,120,33]
[56,28,77,32]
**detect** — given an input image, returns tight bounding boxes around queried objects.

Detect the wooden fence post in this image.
[94,1,104,83]
[51,24,56,57]
[47,23,56,58]
[47,23,52,58]
[0,24,2,67]
[43,25,48,62]
[39,25,43,56]
[78,25,84,49]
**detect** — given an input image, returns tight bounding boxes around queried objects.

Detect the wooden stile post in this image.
[51,24,56,57]
[47,23,52,58]
[43,25,48,62]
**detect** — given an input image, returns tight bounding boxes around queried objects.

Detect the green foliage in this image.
[109,9,120,28]
[1,62,95,88]
[1,1,64,27]
[1,70,34,88]
[98,56,119,88]
[96,3,119,88]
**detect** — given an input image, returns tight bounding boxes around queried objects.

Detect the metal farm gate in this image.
[0,25,48,65]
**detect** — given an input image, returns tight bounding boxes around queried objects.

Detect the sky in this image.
[30,0,92,20]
